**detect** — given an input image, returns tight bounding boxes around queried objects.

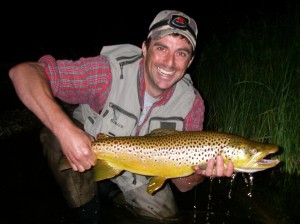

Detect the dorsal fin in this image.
[96,133,111,140]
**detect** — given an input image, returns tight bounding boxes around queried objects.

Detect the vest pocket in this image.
[103,102,138,136]
[148,117,184,133]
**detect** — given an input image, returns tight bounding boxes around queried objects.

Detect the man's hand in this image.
[195,155,234,177]
[171,155,234,192]
[58,124,97,172]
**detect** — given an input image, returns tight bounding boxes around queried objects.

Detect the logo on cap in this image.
[170,15,189,30]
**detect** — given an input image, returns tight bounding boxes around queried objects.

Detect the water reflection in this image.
[181,170,297,224]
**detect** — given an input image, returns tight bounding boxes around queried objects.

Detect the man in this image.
[9,10,234,224]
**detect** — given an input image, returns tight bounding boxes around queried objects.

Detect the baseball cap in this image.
[148,10,198,50]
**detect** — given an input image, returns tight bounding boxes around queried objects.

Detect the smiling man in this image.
[9,10,233,224]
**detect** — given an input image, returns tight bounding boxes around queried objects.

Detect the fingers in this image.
[69,133,97,172]
[215,155,225,176]
[203,158,215,176]
[224,159,234,177]
[78,151,97,172]
[72,158,95,173]
[68,146,97,173]
[201,155,234,178]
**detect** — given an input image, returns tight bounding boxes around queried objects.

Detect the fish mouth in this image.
[235,158,280,173]
[235,145,280,173]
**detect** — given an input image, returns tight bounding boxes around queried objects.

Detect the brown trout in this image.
[90,128,279,194]
[60,128,280,194]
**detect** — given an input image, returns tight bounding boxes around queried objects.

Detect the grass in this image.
[193,2,300,175]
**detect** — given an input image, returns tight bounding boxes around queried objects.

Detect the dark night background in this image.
[0,1,298,223]
[1,0,294,110]
[1,0,290,64]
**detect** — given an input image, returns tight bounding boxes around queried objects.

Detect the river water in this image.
[1,68,299,224]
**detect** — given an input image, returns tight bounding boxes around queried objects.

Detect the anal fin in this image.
[147,176,167,195]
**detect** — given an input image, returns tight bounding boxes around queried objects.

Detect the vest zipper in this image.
[109,102,138,126]
[117,54,142,79]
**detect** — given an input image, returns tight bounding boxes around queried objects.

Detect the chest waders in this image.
[40,119,100,224]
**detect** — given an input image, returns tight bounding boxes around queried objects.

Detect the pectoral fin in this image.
[94,160,123,181]
[147,176,167,195]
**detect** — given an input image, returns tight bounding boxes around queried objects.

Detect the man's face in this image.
[142,35,194,98]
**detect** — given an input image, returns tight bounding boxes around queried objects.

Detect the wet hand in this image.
[171,155,234,192]
[195,155,234,178]
[59,126,97,172]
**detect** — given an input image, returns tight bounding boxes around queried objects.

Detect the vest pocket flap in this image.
[103,102,138,136]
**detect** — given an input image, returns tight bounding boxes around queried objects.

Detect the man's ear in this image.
[141,41,147,57]
[187,56,194,68]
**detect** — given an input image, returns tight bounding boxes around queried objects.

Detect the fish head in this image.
[225,138,280,173]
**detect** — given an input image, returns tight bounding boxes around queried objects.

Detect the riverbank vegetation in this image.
[193,2,300,175]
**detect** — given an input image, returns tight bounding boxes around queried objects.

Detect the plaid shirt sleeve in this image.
[183,90,205,131]
[39,55,112,113]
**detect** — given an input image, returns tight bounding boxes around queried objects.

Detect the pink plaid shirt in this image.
[39,54,205,132]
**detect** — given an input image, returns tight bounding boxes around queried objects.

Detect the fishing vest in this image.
[73,44,196,137]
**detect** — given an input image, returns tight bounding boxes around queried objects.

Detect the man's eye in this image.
[178,52,187,57]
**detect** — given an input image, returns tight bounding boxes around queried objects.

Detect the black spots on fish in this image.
[200,132,230,148]
[113,149,118,155]
[185,148,192,156]
[191,153,198,161]
[223,148,229,154]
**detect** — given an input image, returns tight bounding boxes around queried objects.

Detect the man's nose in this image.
[163,53,175,67]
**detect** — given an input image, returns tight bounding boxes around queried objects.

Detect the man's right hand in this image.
[57,124,97,172]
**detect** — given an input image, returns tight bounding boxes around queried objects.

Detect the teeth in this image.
[158,67,174,76]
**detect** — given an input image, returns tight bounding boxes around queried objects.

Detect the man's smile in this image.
[157,66,175,77]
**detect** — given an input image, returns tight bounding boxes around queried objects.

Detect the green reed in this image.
[193,4,300,175]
